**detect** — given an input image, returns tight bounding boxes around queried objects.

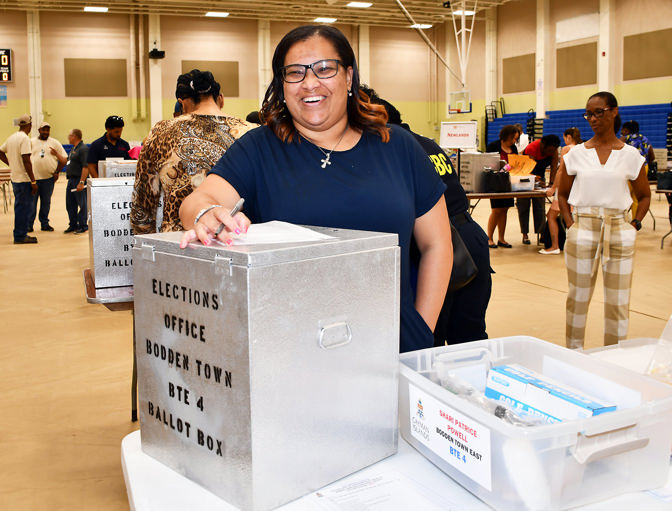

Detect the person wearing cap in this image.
[28,122,67,232]
[86,115,131,180]
[0,114,39,244]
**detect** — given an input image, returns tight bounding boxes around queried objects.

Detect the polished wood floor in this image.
[0,178,670,510]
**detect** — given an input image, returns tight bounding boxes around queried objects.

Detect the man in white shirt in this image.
[29,122,66,232]
[0,114,39,244]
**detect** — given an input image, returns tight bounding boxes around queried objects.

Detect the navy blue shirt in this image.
[87,133,131,165]
[209,124,446,353]
[411,131,468,216]
[408,130,469,293]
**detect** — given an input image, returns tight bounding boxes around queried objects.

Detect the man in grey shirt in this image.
[58,129,89,233]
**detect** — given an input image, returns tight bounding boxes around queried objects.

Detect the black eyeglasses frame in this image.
[582,108,610,120]
[280,59,344,84]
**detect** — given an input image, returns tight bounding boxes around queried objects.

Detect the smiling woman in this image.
[178,24,453,353]
[261,24,389,148]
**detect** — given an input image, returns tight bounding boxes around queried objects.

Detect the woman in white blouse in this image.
[557,91,650,349]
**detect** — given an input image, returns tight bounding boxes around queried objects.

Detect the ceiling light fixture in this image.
[314,17,337,23]
[411,23,432,29]
[205,11,229,17]
[347,1,373,7]
[84,6,108,12]
[452,9,475,15]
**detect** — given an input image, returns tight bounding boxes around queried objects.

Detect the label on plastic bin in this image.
[408,383,492,491]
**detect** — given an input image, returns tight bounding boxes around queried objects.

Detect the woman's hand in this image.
[180,208,250,248]
[179,174,248,248]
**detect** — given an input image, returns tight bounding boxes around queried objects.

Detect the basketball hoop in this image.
[448,90,472,114]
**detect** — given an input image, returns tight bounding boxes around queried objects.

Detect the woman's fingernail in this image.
[204,238,210,246]
[244,226,249,233]
[235,228,241,235]
[225,238,233,246]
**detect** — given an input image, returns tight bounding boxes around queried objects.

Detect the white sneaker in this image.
[539,248,560,255]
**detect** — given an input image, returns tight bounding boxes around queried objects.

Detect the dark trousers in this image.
[433,216,492,345]
[516,196,545,235]
[66,177,87,229]
[12,181,33,241]
[29,177,55,229]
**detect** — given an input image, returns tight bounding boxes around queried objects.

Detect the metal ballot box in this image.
[87,177,134,288]
[97,157,123,177]
[459,152,500,192]
[103,159,137,178]
[132,228,400,511]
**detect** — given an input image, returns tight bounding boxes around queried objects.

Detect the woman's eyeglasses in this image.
[281,59,343,83]
[583,108,610,120]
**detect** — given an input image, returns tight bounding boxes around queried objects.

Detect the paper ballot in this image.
[216,221,335,246]
[507,154,537,176]
[303,469,460,511]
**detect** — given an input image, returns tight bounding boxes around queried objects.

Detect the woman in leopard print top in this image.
[131,69,254,234]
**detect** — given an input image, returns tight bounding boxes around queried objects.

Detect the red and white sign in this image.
[439,121,478,149]
[408,383,492,490]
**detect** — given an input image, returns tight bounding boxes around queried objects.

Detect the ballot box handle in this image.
[318,322,353,350]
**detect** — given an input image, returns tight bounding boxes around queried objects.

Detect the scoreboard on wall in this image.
[0,49,12,82]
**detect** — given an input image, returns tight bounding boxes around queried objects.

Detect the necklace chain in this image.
[300,126,349,168]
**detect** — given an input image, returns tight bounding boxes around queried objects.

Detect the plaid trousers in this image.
[565,207,637,349]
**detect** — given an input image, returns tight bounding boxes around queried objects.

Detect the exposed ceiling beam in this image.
[0,0,515,28]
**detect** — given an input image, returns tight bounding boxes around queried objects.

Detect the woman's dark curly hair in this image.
[260,25,388,143]
[498,124,519,142]
[175,69,221,105]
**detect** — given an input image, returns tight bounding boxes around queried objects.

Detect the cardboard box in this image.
[485,364,616,423]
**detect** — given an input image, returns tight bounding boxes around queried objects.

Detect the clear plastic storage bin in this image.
[399,336,672,511]
[510,174,536,191]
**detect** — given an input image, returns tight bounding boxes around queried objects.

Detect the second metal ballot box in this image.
[132,227,401,511]
[103,159,137,178]
[459,152,500,192]
[88,177,134,288]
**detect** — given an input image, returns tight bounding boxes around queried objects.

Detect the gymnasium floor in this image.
[1,178,670,510]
